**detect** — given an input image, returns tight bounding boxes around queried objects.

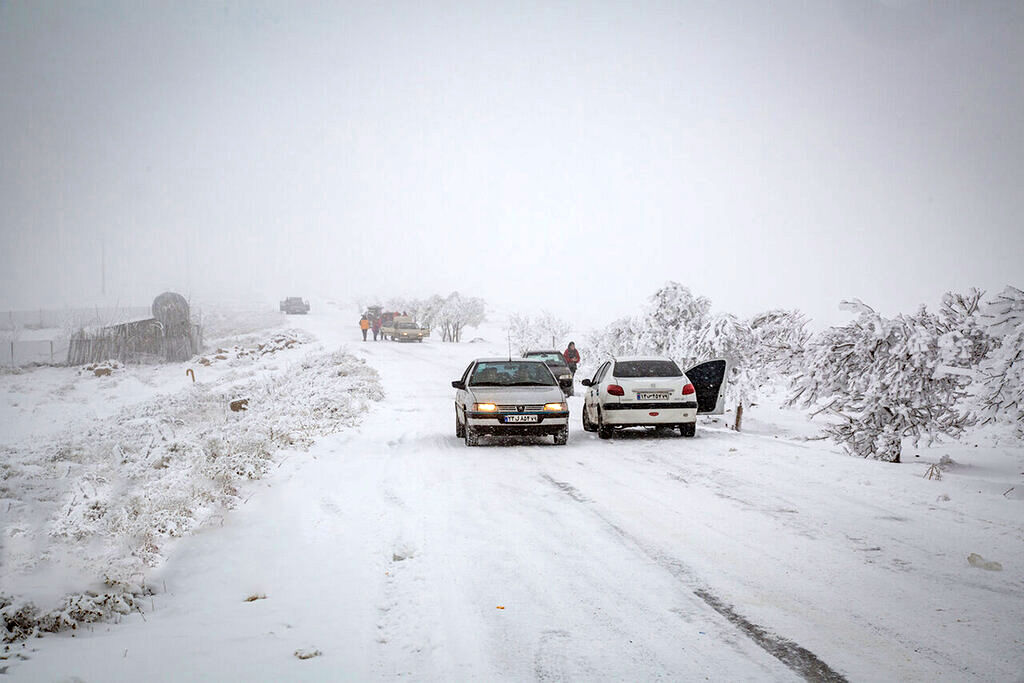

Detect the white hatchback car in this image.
[580,357,728,438]
[452,359,570,446]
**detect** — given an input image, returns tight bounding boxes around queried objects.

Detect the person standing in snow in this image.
[371,317,382,341]
[563,341,580,376]
[360,316,370,341]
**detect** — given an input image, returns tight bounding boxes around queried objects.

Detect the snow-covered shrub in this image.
[786,299,974,462]
[978,286,1024,435]
[1,345,383,642]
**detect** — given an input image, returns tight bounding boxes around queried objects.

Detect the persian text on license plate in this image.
[636,392,670,400]
[504,414,539,423]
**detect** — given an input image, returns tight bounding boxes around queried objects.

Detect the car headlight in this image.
[473,403,497,412]
[544,402,567,411]
[559,374,571,380]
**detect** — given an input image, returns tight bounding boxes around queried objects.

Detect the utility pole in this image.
[101,234,106,297]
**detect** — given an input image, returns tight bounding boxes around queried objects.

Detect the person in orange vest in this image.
[359,316,370,341]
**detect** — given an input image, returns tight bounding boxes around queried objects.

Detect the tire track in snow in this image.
[539,473,848,683]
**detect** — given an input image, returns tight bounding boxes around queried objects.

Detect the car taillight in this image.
[682,383,695,395]
[607,384,625,396]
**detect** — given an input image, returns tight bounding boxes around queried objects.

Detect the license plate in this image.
[636,392,670,400]
[503,414,539,423]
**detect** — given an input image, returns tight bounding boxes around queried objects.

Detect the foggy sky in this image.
[1,0,1022,329]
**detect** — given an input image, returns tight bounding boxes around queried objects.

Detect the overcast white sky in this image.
[1,0,1021,328]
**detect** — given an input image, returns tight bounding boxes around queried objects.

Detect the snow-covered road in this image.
[6,308,1023,681]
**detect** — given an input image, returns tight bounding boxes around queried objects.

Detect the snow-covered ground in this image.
[2,307,1022,680]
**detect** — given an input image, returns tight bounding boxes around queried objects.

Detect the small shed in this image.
[67,292,203,365]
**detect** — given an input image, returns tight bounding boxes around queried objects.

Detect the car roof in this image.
[611,355,677,363]
[473,357,548,363]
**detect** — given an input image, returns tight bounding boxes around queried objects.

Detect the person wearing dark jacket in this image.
[563,342,580,376]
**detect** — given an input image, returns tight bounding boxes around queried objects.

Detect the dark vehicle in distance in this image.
[280,297,310,314]
[523,349,575,396]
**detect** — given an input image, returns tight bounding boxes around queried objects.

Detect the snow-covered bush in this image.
[786,299,974,462]
[978,286,1024,435]
[1,345,383,642]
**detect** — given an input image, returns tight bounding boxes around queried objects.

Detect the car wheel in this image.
[553,426,568,445]
[679,422,696,438]
[597,409,613,440]
[455,407,465,438]
[582,405,596,432]
[464,420,480,447]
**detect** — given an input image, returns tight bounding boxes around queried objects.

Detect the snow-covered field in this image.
[2,307,1022,681]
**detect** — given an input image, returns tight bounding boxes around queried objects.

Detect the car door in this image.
[584,362,610,420]
[685,359,729,414]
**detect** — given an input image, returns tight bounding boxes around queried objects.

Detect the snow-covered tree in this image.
[636,282,711,355]
[583,316,640,377]
[936,288,992,370]
[416,295,447,332]
[690,313,756,429]
[978,286,1024,434]
[786,300,975,462]
[436,292,485,342]
[748,309,811,379]
[508,311,571,355]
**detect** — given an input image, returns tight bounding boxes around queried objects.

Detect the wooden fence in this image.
[67,319,203,365]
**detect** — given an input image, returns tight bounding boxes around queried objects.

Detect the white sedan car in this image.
[452,359,570,446]
[580,356,728,438]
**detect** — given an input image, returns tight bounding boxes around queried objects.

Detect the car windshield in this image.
[613,360,683,378]
[469,361,557,386]
[396,322,418,329]
[526,352,567,367]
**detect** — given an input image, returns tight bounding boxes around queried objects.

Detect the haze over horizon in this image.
[2,0,1022,330]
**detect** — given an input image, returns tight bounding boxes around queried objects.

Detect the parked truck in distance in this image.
[382,315,429,342]
[280,297,310,314]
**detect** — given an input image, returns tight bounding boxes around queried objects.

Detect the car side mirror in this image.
[580,379,592,387]
[452,380,466,390]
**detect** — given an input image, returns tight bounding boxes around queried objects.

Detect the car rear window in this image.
[613,360,682,378]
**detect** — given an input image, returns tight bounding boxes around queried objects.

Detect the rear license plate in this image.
[503,414,539,423]
[636,392,669,400]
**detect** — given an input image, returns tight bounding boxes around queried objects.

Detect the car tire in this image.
[464,422,480,447]
[553,426,568,446]
[582,406,596,432]
[679,422,696,438]
[597,409,613,440]
[455,407,465,438]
